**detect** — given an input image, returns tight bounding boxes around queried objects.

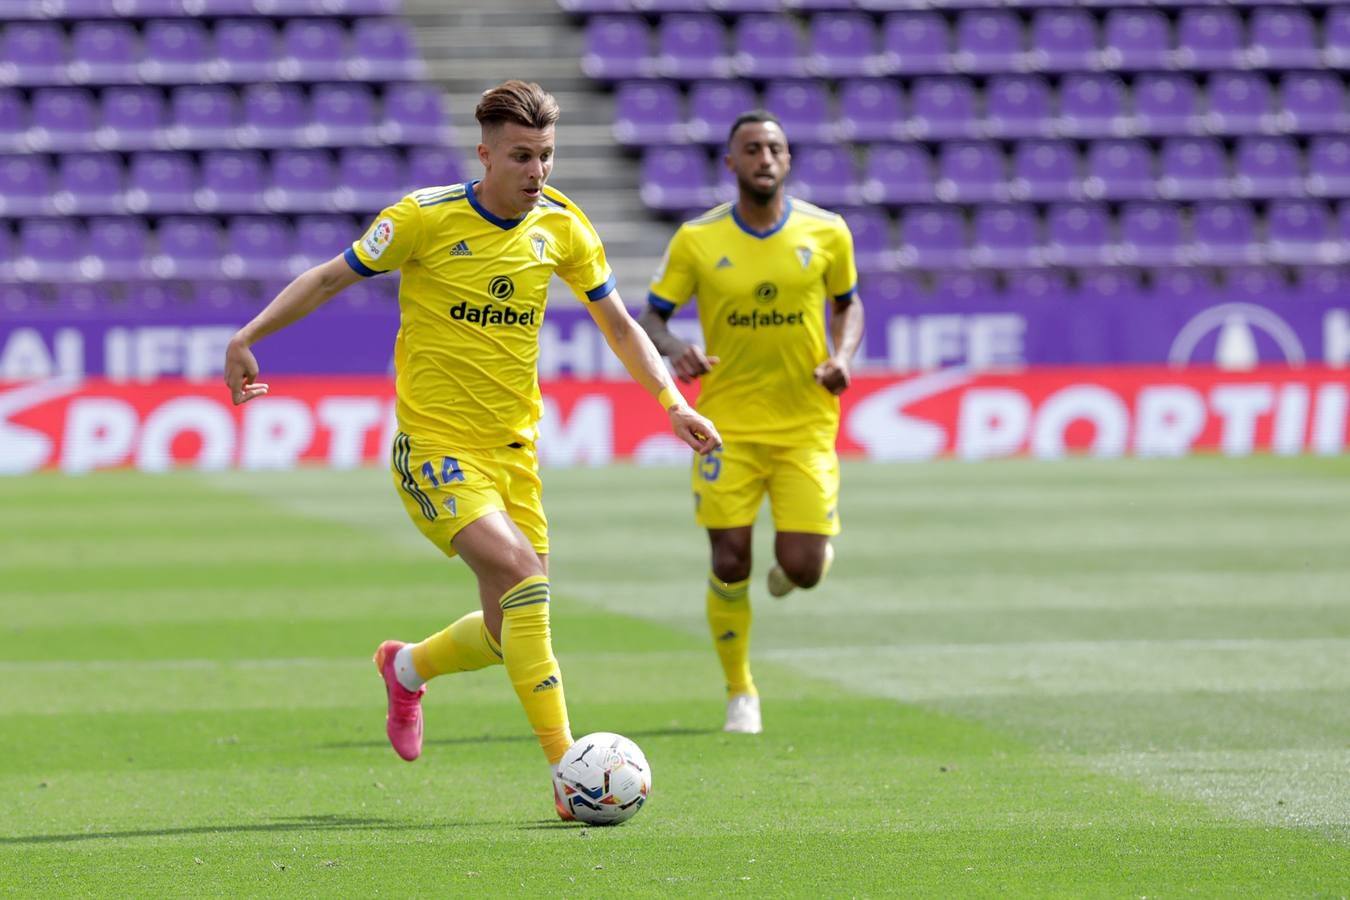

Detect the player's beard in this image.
[737,172,780,205]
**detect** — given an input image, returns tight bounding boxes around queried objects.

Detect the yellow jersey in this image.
[346,181,615,450]
[647,199,858,447]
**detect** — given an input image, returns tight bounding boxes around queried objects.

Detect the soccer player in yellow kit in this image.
[639,111,864,735]
[223,81,720,817]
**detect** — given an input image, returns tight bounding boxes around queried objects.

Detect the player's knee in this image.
[778,555,823,589]
[711,548,751,584]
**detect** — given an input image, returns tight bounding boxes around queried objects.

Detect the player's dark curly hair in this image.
[475,80,560,131]
[727,110,783,146]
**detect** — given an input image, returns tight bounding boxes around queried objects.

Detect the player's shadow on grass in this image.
[319,725,719,752]
[0,814,487,846]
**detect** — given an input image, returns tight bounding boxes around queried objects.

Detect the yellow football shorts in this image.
[691,440,840,535]
[389,431,548,559]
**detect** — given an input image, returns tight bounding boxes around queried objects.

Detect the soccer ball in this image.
[553,732,652,825]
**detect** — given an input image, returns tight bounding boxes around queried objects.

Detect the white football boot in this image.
[767,542,834,599]
[723,693,762,734]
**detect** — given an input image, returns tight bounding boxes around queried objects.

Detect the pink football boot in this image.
[373,640,425,762]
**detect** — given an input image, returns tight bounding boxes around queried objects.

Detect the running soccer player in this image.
[638,111,864,735]
[223,81,720,817]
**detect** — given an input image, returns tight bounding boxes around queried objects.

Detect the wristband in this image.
[658,386,682,410]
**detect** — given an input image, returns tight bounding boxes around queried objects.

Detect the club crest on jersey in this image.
[796,246,812,270]
[529,231,549,262]
[443,496,457,516]
[362,218,394,259]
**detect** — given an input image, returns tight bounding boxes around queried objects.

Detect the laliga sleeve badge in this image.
[362,218,395,259]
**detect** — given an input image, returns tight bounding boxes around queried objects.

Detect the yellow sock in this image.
[706,574,755,698]
[499,575,573,765]
[410,610,503,679]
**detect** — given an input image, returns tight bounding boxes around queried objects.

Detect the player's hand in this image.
[814,356,852,396]
[669,405,721,454]
[223,338,269,406]
[672,345,719,384]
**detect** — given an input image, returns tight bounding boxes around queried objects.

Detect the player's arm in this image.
[636,304,719,384]
[815,294,865,396]
[223,255,363,406]
[588,291,721,454]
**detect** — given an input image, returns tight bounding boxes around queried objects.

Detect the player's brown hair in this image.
[475,81,560,131]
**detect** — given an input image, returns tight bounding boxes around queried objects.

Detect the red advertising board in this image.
[1,367,1347,474]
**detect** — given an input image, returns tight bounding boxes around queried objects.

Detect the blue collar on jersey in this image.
[467,179,528,230]
[731,198,792,239]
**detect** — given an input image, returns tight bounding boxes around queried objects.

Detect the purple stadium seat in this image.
[1083,139,1155,201]
[1307,136,1350,199]
[1028,9,1097,72]
[763,79,834,144]
[139,19,211,84]
[1189,201,1259,265]
[932,271,997,305]
[1295,263,1350,299]
[1326,8,1350,69]
[279,19,348,81]
[266,148,336,212]
[1058,74,1129,139]
[168,85,240,149]
[953,10,1023,74]
[16,219,91,282]
[971,204,1040,267]
[295,215,356,267]
[659,14,731,79]
[732,15,804,79]
[28,87,98,151]
[1266,200,1334,264]
[240,83,308,147]
[196,150,267,213]
[0,154,55,216]
[861,143,935,205]
[935,141,1007,202]
[1101,9,1171,70]
[406,146,463,192]
[789,145,858,206]
[1279,72,1349,134]
[1010,140,1080,202]
[215,18,279,83]
[1006,268,1070,300]
[53,152,125,215]
[1158,138,1229,200]
[1205,72,1274,136]
[69,21,139,85]
[379,82,450,145]
[87,217,151,280]
[613,81,684,145]
[1046,203,1112,265]
[311,83,378,146]
[98,86,166,151]
[1233,136,1303,199]
[879,13,950,76]
[221,216,295,279]
[1132,73,1200,136]
[1247,8,1319,70]
[581,16,651,80]
[1222,266,1287,302]
[897,206,967,268]
[809,13,878,79]
[0,89,28,152]
[125,151,198,214]
[1078,268,1142,302]
[153,216,224,279]
[838,207,893,273]
[984,75,1053,140]
[1117,202,1183,265]
[1175,7,1244,70]
[837,79,903,142]
[909,76,979,140]
[334,148,405,212]
[0,22,67,86]
[349,18,424,80]
[639,146,711,213]
[559,0,632,10]
[686,80,755,144]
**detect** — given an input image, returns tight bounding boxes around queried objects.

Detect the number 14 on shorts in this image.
[421,456,465,488]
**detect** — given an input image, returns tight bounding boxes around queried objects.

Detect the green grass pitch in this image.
[1,457,1347,896]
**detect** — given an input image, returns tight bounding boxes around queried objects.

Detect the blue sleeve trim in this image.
[833,285,857,303]
[585,273,617,301]
[344,247,382,277]
[647,292,677,313]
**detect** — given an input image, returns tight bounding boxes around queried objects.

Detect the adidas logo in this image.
[715,256,733,269]
[533,674,560,692]
[717,630,737,641]
[449,240,472,256]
